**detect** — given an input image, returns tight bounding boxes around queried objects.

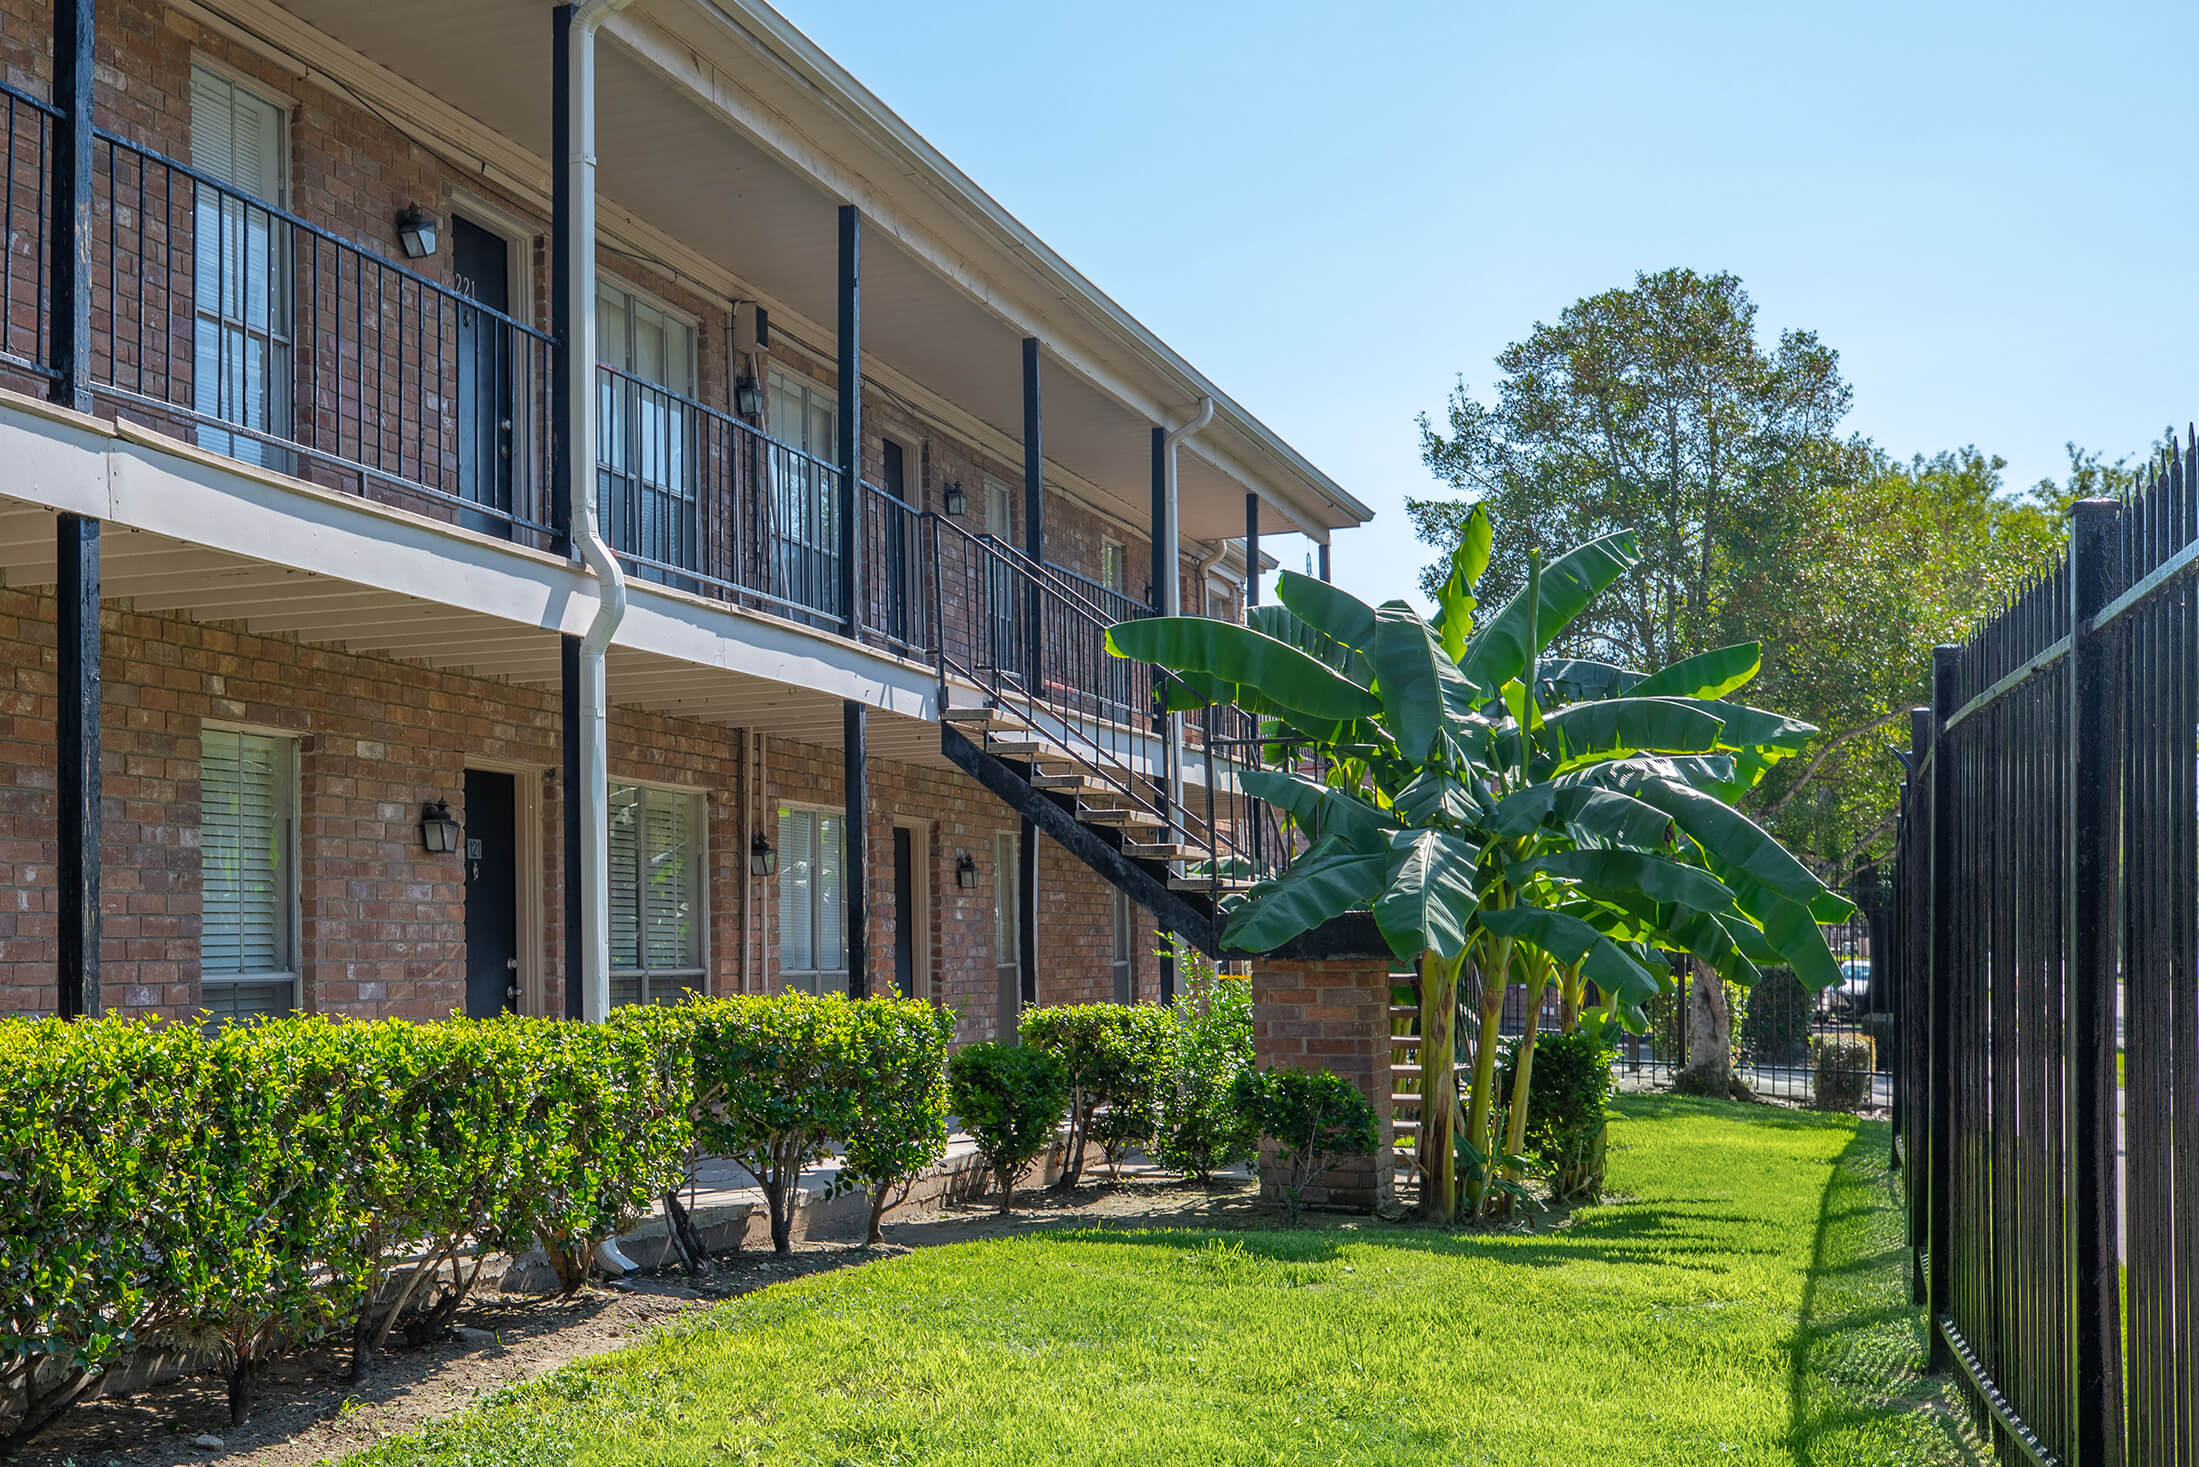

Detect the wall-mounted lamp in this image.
[942,480,968,517]
[395,205,438,260]
[734,375,764,417]
[955,852,979,890]
[750,832,777,877]
[420,798,462,854]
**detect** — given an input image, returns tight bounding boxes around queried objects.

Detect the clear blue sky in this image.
[776,0,2198,611]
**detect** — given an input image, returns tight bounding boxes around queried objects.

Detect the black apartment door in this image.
[463,769,519,1018]
[454,217,514,539]
[881,440,911,646]
[892,826,917,998]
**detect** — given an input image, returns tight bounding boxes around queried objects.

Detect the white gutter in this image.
[569,0,636,1023]
[1160,397,1213,844]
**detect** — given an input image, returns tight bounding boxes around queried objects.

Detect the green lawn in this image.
[340,1098,1967,1466]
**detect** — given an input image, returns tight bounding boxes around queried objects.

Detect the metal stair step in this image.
[1031,773,1108,792]
[1124,842,1191,860]
[1167,876,1256,892]
[1389,1004,1418,1018]
[1081,807,1164,828]
[984,738,1046,757]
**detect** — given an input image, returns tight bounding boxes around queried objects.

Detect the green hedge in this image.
[0,992,954,1449]
[1019,1003,1170,1189]
[1231,1065,1378,1223]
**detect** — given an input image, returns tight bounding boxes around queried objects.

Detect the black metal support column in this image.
[1906,706,1930,1289]
[1244,494,1260,610]
[1022,337,1043,688]
[549,5,573,553]
[1318,541,1331,584]
[1926,643,1958,1370]
[2065,498,2124,1466]
[837,205,862,638]
[1017,814,1038,1008]
[844,699,869,998]
[561,636,583,1018]
[56,515,98,1018]
[48,0,91,410]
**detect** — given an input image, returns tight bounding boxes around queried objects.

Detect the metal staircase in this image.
[930,518,1280,958]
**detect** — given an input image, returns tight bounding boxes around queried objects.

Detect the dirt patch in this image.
[9,1174,1276,1467]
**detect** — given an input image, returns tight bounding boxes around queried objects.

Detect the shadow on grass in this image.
[1783,1124,1976,1465]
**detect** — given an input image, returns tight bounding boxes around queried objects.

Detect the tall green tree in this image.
[1410,269,2137,876]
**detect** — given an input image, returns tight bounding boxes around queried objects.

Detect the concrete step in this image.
[1031,772,1109,793]
[1125,842,1191,860]
[985,737,1046,757]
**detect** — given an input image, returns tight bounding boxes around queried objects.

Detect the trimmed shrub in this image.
[1151,962,1257,1181]
[1812,1035,1876,1112]
[947,1041,1069,1213]
[1498,1028,1616,1202]
[519,1017,692,1291]
[1231,1066,1378,1224]
[1019,1003,1169,1189]
[1,1016,224,1446]
[842,1000,957,1245]
[681,994,871,1256]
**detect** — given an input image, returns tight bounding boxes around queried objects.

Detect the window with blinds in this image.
[607,783,704,1007]
[777,805,846,994]
[189,65,290,466]
[200,728,295,1016]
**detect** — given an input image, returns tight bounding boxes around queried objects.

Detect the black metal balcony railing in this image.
[0,78,1280,886]
[89,127,559,547]
[0,87,57,382]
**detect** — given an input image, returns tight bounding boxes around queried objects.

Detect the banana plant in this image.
[1106,507,1848,1222]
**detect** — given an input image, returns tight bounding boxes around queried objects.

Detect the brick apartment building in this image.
[0,0,1369,1040]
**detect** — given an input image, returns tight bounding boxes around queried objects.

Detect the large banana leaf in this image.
[1241,767,1396,851]
[1638,900,1766,987]
[1631,642,1763,700]
[1428,507,1493,664]
[1491,783,1677,852]
[1458,531,1640,695]
[1669,698,1816,755]
[1478,905,1661,1004]
[1510,849,1735,913]
[1624,776,1829,908]
[1221,841,1390,953]
[1537,658,1643,705]
[1275,571,1379,652]
[1744,891,1844,990]
[1373,826,1484,961]
[1527,696,1727,769]
[1395,766,1487,830]
[1249,604,1375,687]
[1369,604,1484,762]
[1106,617,1382,722]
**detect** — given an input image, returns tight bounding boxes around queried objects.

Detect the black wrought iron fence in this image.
[1891,433,2199,1466]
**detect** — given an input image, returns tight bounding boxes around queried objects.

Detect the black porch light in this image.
[955,852,979,889]
[420,798,462,854]
[750,831,778,877]
[395,205,438,260]
[942,480,969,517]
[735,375,765,417]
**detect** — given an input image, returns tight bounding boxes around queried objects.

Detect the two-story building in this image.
[0,0,1369,1039]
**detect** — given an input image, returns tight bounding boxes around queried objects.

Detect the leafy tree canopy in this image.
[1408,266,2152,874]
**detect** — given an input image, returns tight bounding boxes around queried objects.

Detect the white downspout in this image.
[569,0,635,1023]
[1160,397,1213,844]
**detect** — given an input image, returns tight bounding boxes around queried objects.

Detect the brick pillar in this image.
[1249,954,1395,1214]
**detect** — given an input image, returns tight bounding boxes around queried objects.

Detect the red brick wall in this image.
[756,733,1159,1043]
[0,584,753,1020]
[1250,954,1395,1213]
